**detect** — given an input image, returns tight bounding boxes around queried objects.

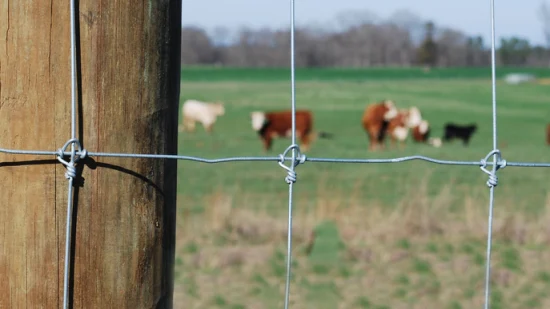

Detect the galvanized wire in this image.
[483,1,499,308]
[0,0,544,308]
[61,0,80,308]
[283,1,298,308]
[4,146,550,168]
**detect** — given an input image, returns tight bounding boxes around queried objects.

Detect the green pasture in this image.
[173,67,550,309]
[180,66,550,82]
[177,68,549,214]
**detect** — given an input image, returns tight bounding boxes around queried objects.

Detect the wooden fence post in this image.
[0,0,181,308]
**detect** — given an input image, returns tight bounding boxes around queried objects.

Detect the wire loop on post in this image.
[479,149,506,188]
[56,138,87,179]
[278,144,306,184]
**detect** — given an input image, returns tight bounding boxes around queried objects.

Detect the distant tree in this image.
[466,36,486,66]
[376,23,414,66]
[417,21,438,68]
[436,28,468,67]
[499,37,532,66]
[538,2,550,47]
[181,26,216,65]
[230,27,282,67]
[178,8,550,68]
[527,45,550,66]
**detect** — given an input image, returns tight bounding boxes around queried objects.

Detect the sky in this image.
[181,0,548,46]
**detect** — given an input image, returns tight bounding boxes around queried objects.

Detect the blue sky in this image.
[182,0,548,46]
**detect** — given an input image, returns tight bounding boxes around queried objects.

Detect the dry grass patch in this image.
[174,177,550,308]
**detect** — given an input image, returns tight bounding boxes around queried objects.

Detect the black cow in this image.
[443,123,477,146]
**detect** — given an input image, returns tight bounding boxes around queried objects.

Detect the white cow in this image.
[180,99,225,133]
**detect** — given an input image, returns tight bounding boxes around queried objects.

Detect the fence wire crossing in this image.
[0,0,548,308]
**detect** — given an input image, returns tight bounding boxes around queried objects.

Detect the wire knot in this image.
[56,138,87,180]
[64,165,77,179]
[480,149,506,188]
[278,144,306,184]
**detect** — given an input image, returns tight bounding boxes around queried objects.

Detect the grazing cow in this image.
[404,106,423,129]
[250,109,331,152]
[361,100,399,151]
[412,119,441,147]
[443,122,478,146]
[180,99,225,133]
[412,119,430,143]
[412,120,443,148]
[387,106,423,150]
[387,111,409,150]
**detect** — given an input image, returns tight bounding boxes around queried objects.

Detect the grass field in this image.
[173,67,550,309]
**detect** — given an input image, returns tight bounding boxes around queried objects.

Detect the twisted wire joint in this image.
[56,138,87,179]
[278,144,306,184]
[480,149,506,188]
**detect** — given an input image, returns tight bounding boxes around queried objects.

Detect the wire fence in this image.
[1,0,549,309]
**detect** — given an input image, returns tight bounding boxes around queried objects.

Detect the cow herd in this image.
[180,99,481,152]
[359,100,445,151]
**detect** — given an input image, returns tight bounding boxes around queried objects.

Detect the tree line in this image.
[181,9,550,68]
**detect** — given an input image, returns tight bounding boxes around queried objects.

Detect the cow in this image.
[547,124,550,145]
[180,99,225,133]
[387,111,410,150]
[361,100,399,151]
[412,119,430,143]
[250,109,331,152]
[442,122,478,146]
[386,106,423,150]
[412,119,443,148]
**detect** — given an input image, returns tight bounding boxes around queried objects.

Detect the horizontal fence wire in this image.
[0,0,544,308]
[2,147,550,167]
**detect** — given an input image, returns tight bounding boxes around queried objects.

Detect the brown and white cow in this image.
[382,105,422,150]
[411,119,430,142]
[388,106,442,149]
[250,109,331,152]
[361,100,398,151]
[387,106,444,149]
[412,119,442,148]
[387,110,410,150]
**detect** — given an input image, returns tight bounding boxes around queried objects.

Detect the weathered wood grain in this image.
[0,0,181,307]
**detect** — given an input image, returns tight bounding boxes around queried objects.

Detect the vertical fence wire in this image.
[5,0,550,308]
[283,1,297,309]
[62,0,79,308]
[483,1,498,308]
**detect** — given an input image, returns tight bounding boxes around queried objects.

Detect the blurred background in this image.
[180,1,548,68]
[175,2,550,308]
